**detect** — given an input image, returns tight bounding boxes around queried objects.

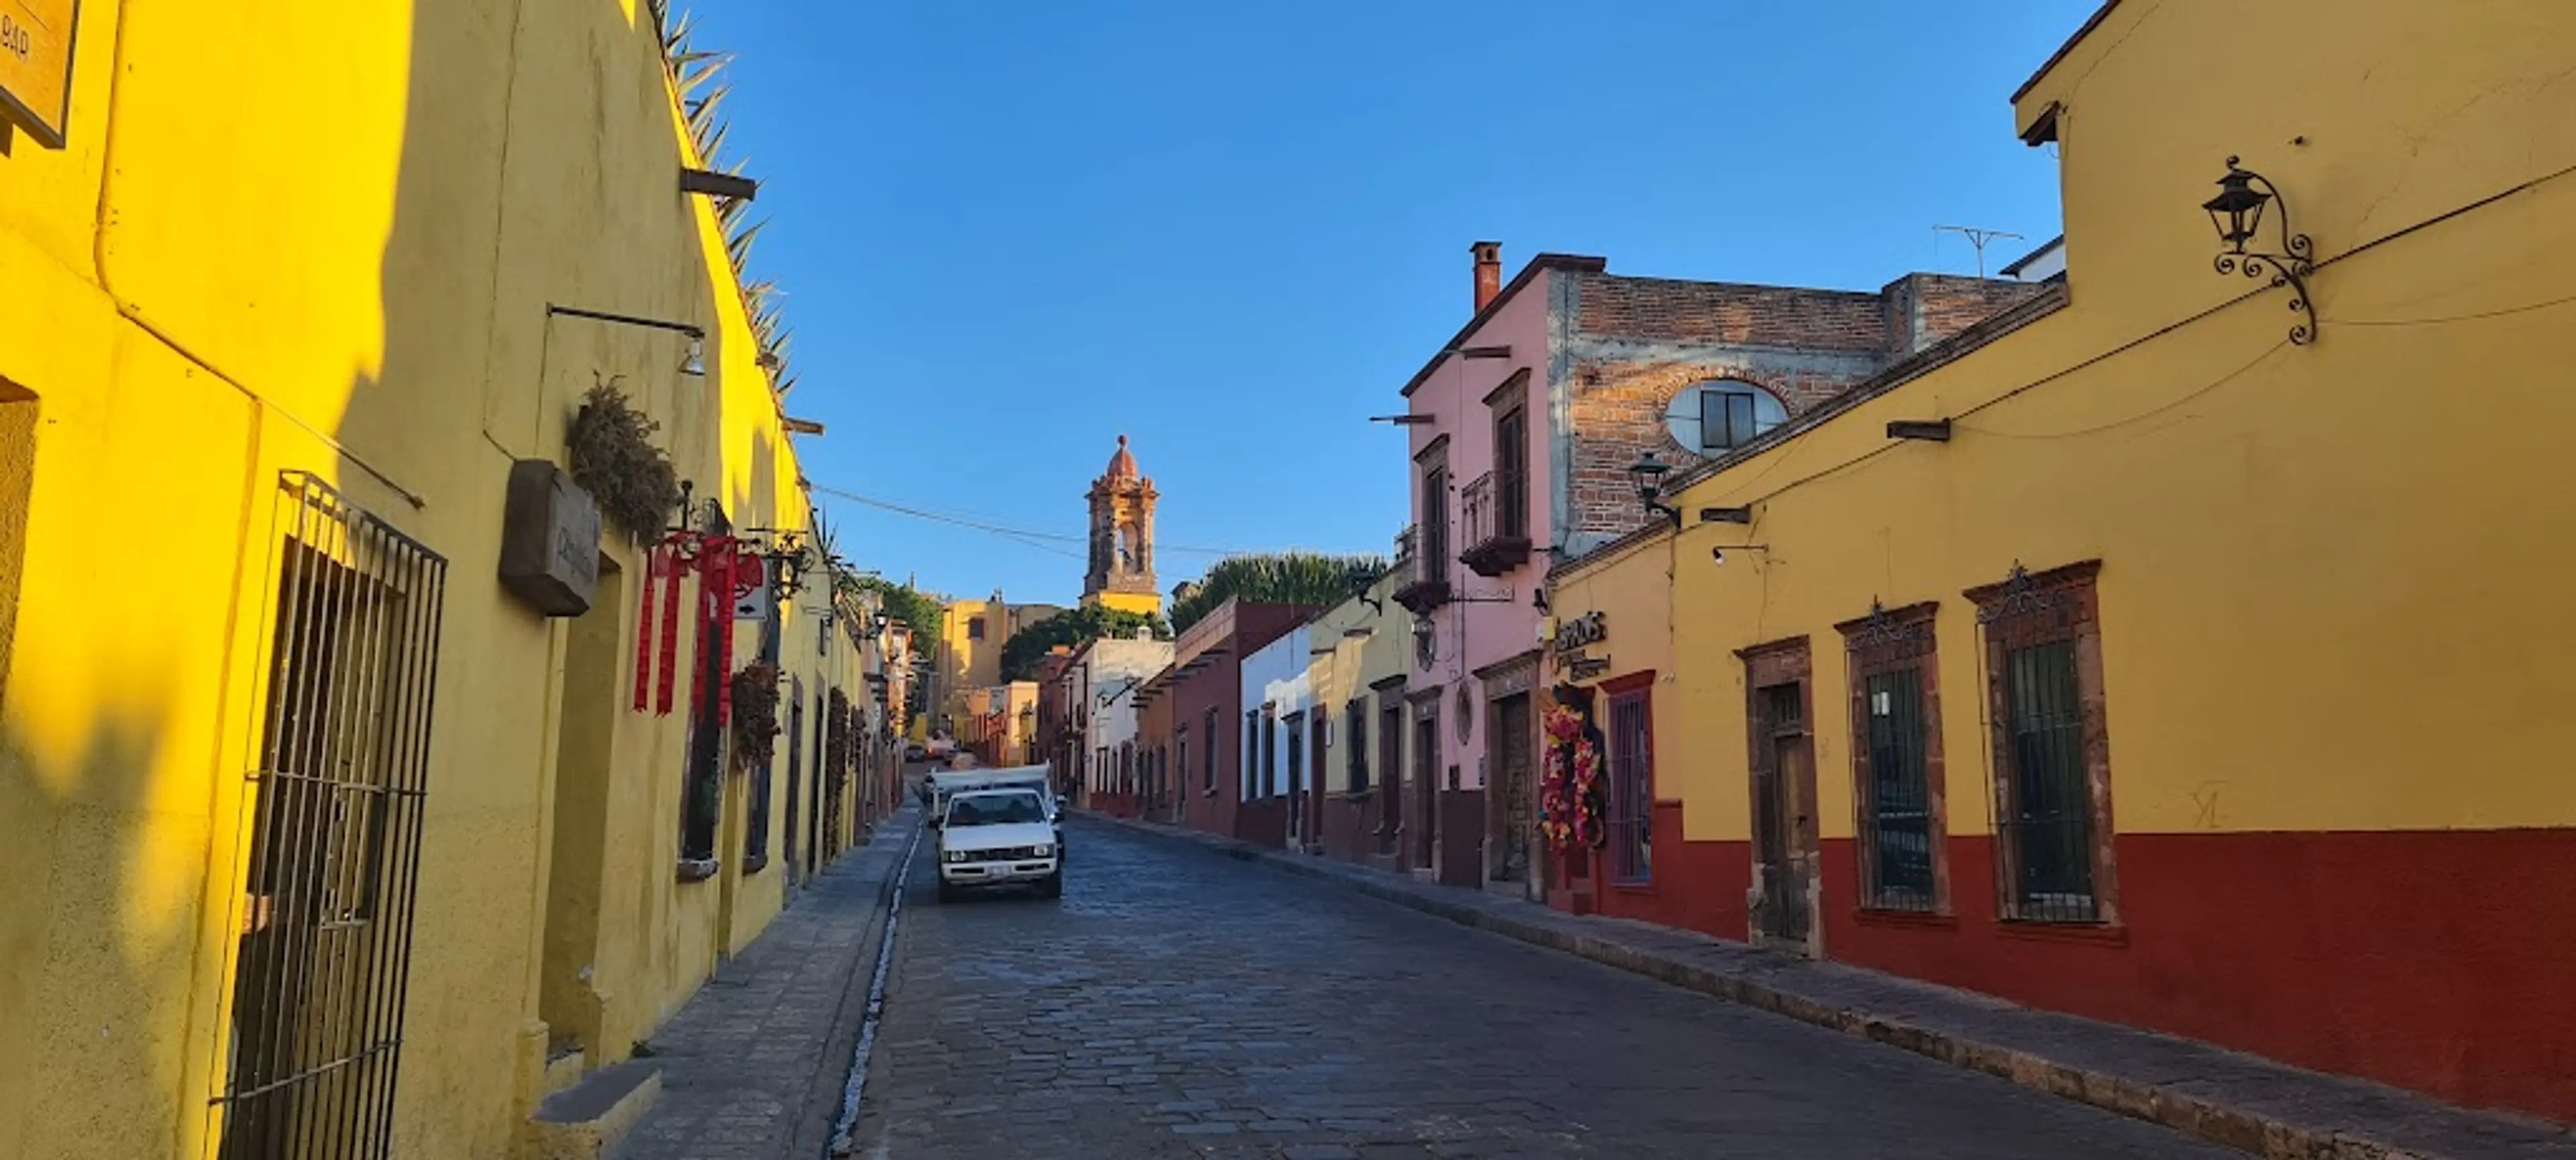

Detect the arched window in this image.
[1666,379,1787,454]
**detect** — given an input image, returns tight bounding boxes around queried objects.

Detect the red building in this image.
[1132,597,1313,842]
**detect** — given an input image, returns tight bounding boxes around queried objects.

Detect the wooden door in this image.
[1492,693,1533,882]
[1751,682,1815,947]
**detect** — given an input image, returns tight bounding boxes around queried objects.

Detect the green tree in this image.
[840,574,941,651]
[1167,552,1389,634]
[1001,604,1170,682]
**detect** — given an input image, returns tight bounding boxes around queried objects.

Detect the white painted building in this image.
[1076,628,1173,806]
[1238,621,1316,849]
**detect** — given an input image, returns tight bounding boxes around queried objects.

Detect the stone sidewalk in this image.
[605,806,920,1160]
[1091,813,2576,1160]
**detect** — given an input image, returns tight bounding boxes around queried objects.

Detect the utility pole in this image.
[1933,225,2025,278]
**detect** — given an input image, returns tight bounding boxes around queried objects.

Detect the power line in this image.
[807,484,1258,557]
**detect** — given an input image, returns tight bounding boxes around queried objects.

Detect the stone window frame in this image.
[1964,560,2121,932]
[1831,601,1953,920]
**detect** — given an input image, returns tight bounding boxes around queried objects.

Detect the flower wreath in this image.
[1539,700,1607,851]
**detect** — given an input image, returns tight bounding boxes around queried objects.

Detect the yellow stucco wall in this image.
[1089,589,1165,617]
[1310,567,1412,794]
[0,2,855,1157]
[1554,0,2576,845]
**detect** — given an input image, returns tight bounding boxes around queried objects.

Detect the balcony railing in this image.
[1392,520,1451,614]
[1458,470,1532,577]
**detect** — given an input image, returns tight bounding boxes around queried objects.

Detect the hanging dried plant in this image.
[731,662,783,770]
[826,688,853,778]
[568,380,682,543]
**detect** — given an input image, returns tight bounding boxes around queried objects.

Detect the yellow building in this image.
[934,592,1004,734]
[1548,0,2576,1124]
[1305,558,1417,866]
[0,2,876,1157]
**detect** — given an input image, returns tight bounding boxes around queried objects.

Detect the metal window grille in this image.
[1243,710,1258,799]
[2002,640,2096,921]
[1285,716,1303,803]
[1607,690,1652,884]
[1860,668,1936,910]
[1346,700,1369,793]
[679,625,724,861]
[217,473,447,1160]
[1261,713,1278,798]
[1203,708,1217,791]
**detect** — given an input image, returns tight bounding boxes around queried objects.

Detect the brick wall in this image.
[1577,276,1892,351]
[1883,273,2050,354]
[1556,271,2043,549]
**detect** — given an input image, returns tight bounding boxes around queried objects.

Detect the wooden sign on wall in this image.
[0,0,78,148]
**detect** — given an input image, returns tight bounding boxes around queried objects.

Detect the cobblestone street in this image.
[853,821,2235,1159]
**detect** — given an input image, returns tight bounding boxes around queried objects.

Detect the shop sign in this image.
[1550,611,1607,655]
[498,460,601,617]
[0,0,78,148]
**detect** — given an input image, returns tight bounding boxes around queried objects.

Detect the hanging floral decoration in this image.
[1540,694,1608,851]
[730,662,783,770]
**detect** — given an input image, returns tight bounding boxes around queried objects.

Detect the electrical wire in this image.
[2331,288,2576,327]
[808,483,1263,558]
[1953,337,2287,441]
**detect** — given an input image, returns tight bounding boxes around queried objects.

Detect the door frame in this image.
[1739,637,1821,956]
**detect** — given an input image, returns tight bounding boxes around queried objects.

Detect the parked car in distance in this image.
[936,788,1061,902]
[903,742,928,761]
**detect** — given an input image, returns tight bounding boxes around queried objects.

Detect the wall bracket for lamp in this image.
[680,167,759,201]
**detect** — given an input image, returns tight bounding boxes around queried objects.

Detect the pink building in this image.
[1394,243,2040,898]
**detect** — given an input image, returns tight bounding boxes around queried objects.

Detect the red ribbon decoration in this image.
[633,545,659,712]
[658,543,687,715]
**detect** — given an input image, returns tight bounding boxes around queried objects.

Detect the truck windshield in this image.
[947,792,1046,827]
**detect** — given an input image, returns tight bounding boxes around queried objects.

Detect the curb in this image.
[787,810,922,1160]
[1085,812,2573,1160]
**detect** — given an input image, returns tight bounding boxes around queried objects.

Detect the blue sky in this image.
[690,1,2097,607]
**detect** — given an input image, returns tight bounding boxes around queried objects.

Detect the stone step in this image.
[524,1058,661,1160]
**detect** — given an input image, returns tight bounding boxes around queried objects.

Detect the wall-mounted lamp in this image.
[680,334,707,376]
[1531,584,1550,613]
[1709,544,1770,565]
[1699,506,1752,524]
[2204,156,2316,345]
[665,480,725,545]
[1887,420,1951,443]
[1627,451,1682,529]
[744,529,812,600]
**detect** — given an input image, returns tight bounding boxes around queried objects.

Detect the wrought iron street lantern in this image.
[2203,156,2316,345]
[1626,450,1682,529]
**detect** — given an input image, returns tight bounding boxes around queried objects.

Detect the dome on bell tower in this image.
[1103,434,1138,481]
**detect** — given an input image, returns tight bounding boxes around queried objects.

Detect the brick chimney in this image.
[1471,241,1502,312]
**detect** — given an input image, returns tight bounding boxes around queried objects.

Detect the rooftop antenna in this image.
[1933,225,2025,278]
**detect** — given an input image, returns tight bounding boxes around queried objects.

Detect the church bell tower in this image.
[1083,435,1161,615]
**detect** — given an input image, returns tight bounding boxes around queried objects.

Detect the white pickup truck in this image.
[926,764,1066,855]
[935,787,1062,902]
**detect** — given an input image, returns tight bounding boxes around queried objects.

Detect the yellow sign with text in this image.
[0,0,75,147]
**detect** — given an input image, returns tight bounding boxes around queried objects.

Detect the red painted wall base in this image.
[1814,828,2576,1124]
